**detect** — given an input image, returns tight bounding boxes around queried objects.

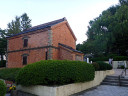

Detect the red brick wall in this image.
[52,22,76,49]
[7,30,49,68]
[59,47,73,60]
[8,30,49,51]
[52,48,59,60]
[7,49,46,68]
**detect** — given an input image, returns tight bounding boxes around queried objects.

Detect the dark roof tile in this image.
[7,17,66,38]
[58,43,83,54]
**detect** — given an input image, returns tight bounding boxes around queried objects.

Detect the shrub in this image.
[92,62,99,71]
[113,56,127,61]
[16,60,95,86]
[90,57,108,62]
[120,65,125,69]
[0,60,6,67]
[96,61,112,70]
[0,68,21,82]
[106,63,112,70]
[0,80,6,96]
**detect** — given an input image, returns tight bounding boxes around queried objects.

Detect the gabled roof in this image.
[58,43,83,54]
[7,17,67,38]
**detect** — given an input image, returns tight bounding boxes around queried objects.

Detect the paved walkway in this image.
[72,85,128,96]
[72,69,128,96]
[111,69,128,76]
[6,93,10,96]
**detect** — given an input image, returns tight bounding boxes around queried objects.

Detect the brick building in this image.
[7,18,84,68]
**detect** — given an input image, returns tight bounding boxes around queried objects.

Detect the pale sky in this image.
[0,0,119,44]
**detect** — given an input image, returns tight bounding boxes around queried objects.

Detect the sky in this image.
[0,0,119,44]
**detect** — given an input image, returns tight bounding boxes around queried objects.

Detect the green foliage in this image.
[16,60,95,86]
[92,62,99,71]
[0,29,7,61]
[113,56,127,61]
[7,13,31,36]
[0,80,6,96]
[96,61,112,70]
[90,54,127,62]
[90,57,109,62]
[21,13,32,30]
[0,60,6,67]
[0,68,21,82]
[120,65,125,69]
[77,0,128,56]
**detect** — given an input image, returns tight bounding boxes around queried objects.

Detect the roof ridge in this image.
[25,17,66,31]
[58,43,83,53]
[7,17,66,38]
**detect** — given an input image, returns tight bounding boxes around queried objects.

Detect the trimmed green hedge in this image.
[0,80,6,96]
[92,62,99,71]
[96,61,112,70]
[113,56,127,61]
[0,68,21,82]
[16,60,95,86]
[90,55,127,62]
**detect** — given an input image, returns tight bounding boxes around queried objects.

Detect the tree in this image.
[77,0,128,56]
[21,13,32,31]
[7,16,21,36]
[6,13,31,36]
[119,0,128,5]
[0,29,7,61]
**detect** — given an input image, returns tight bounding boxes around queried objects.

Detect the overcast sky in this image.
[0,0,119,44]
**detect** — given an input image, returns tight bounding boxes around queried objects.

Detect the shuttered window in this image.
[23,39,28,47]
[23,56,27,65]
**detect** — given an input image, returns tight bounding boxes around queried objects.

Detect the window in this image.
[23,56,27,65]
[23,39,28,47]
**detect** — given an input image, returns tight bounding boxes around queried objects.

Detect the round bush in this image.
[106,64,112,70]
[0,80,6,96]
[92,62,99,71]
[96,61,112,70]
[16,60,95,86]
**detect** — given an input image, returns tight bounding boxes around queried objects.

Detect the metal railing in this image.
[119,68,127,86]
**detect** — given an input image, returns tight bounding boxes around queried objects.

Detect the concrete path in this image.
[72,85,128,96]
[6,93,10,96]
[111,69,128,76]
[72,69,128,96]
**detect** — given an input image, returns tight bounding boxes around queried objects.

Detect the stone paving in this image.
[72,85,128,96]
[72,69,128,96]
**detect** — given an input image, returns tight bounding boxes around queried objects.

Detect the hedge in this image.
[0,80,6,96]
[92,62,99,71]
[96,61,112,70]
[113,56,127,61]
[91,56,127,62]
[16,60,95,86]
[0,60,6,67]
[0,68,21,82]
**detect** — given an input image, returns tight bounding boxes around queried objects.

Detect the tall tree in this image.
[21,13,32,31]
[77,0,128,56]
[0,29,7,61]
[7,16,21,36]
[6,13,31,36]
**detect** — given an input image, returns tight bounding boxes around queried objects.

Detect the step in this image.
[103,80,119,83]
[106,76,119,78]
[120,81,128,84]
[120,78,128,81]
[101,82,119,86]
[120,84,128,87]
[105,78,119,81]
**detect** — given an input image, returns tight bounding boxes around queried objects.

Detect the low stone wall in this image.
[17,70,114,96]
[104,61,127,69]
